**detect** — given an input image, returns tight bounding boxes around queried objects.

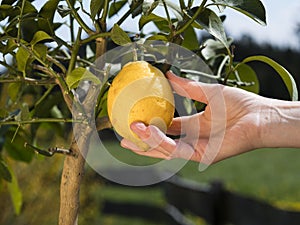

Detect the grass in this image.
[1,132,300,225]
[181,148,300,205]
[99,135,300,211]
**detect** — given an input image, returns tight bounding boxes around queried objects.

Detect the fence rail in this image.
[101,170,300,225]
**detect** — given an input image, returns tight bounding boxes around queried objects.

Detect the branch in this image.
[100,0,109,28]
[67,28,82,76]
[0,118,86,126]
[65,0,94,35]
[0,76,56,85]
[17,0,26,43]
[81,32,111,45]
[175,0,208,36]
[114,1,141,27]
[46,55,67,74]
[25,143,76,157]
[19,43,76,112]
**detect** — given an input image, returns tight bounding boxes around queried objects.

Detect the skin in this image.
[121,71,300,165]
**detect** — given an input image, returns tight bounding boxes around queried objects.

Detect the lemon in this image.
[107,61,175,150]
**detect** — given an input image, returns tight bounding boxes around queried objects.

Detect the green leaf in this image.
[241,55,298,100]
[0,158,12,182]
[21,19,39,42]
[146,34,169,41]
[7,166,22,215]
[8,83,21,102]
[0,109,9,119]
[4,38,18,54]
[30,31,53,46]
[66,67,101,89]
[212,0,266,25]
[111,24,131,46]
[201,38,227,60]
[182,25,199,50]
[0,5,14,21]
[152,19,171,32]
[4,129,34,163]
[139,13,168,30]
[1,0,18,5]
[190,7,228,49]
[90,0,104,20]
[98,91,108,118]
[32,44,47,61]
[39,0,59,22]
[228,63,259,94]
[15,103,31,121]
[16,46,31,76]
[109,0,127,18]
[18,0,37,14]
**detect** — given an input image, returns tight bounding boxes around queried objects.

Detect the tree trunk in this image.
[58,127,92,225]
[58,85,98,225]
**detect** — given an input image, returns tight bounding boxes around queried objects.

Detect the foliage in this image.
[233,35,300,100]
[0,0,298,217]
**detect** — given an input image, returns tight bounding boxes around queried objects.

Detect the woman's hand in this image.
[121,71,300,164]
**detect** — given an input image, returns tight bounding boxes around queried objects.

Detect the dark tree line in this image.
[233,35,300,100]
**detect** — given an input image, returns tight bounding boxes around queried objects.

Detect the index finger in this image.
[166,71,223,104]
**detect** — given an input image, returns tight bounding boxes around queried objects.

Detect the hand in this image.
[120,71,300,164]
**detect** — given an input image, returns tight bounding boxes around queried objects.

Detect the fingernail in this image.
[166,70,174,78]
[131,122,147,132]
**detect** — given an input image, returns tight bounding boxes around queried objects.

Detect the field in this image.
[1,132,300,225]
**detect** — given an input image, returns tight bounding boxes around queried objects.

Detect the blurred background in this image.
[1,0,300,224]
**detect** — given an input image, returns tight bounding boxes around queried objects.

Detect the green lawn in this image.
[1,134,300,225]
[181,148,300,206]
[101,136,300,204]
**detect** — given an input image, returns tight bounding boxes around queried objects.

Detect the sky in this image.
[116,0,300,50]
[223,0,300,49]
[2,0,300,50]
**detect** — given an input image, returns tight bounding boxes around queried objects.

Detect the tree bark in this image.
[58,127,93,225]
[58,85,98,225]
[58,29,107,225]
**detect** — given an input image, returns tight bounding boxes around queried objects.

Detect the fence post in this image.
[210,180,228,225]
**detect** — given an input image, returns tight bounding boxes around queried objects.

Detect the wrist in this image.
[258,98,300,148]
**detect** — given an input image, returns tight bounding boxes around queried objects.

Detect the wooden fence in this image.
[101,173,300,225]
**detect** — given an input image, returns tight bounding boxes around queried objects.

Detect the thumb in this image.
[166,71,219,104]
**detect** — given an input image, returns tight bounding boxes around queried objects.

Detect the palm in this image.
[167,79,263,163]
[121,72,265,164]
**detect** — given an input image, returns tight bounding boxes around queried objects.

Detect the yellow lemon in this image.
[107,61,175,150]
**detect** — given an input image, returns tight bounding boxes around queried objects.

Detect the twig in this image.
[17,0,26,43]
[0,76,56,85]
[0,118,86,126]
[25,142,76,157]
[65,0,94,35]
[81,32,111,45]
[114,1,141,27]
[46,55,67,74]
[67,28,82,76]
[175,0,208,36]
[100,0,110,30]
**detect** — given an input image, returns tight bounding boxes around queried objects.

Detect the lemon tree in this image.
[0,1,297,225]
